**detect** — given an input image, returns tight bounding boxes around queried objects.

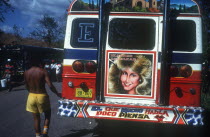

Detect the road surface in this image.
[0,82,209,137]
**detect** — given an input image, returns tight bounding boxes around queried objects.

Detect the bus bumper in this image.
[57,99,204,126]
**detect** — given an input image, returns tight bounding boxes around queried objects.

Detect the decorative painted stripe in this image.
[158,52,202,64]
[65,49,202,64]
[110,13,163,16]
[183,109,204,125]
[58,100,80,117]
[58,99,204,125]
[69,12,99,15]
[174,107,181,124]
[64,49,97,60]
[82,102,88,118]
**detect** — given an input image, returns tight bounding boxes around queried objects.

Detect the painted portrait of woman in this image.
[108,54,152,95]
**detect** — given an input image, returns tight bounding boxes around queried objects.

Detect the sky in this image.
[0,0,71,37]
[171,0,196,7]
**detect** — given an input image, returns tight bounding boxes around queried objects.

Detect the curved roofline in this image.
[192,0,201,14]
[68,0,201,15]
[67,0,78,12]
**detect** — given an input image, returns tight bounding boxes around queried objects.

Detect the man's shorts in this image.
[26,93,51,113]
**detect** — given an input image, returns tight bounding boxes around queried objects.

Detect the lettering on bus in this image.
[78,23,94,43]
[91,106,120,117]
[119,112,150,119]
[119,108,150,119]
[145,109,169,117]
[88,106,173,121]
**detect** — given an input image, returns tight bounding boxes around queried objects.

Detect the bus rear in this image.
[59,0,204,125]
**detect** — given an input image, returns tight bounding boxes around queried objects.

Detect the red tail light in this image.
[170,65,179,77]
[180,65,192,78]
[72,60,96,73]
[72,60,84,72]
[170,64,192,78]
[85,61,96,73]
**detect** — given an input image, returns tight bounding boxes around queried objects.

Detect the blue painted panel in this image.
[64,49,97,60]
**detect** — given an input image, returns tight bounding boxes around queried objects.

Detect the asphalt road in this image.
[0,82,209,137]
[0,82,96,137]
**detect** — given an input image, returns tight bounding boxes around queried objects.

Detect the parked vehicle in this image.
[58,0,205,125]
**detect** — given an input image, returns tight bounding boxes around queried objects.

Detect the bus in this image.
[58,0,204,125]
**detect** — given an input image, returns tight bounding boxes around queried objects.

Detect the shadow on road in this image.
[61,110,210,137]
[61,129,94,137]
[90,118,209,137]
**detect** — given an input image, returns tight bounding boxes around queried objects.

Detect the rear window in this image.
[108,18,156,50]
[71,18,99,48]
[170,20,196,51]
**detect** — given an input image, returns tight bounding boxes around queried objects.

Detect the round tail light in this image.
[170,65,179,77]
[85,61,96,73]
[180,65,192,78]
[72,60,84,72]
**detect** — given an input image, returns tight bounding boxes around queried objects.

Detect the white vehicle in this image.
[58,0,204,125]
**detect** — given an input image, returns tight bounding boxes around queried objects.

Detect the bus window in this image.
[170,20,196,52]
[108,18,156,50]
[70,18,99,48]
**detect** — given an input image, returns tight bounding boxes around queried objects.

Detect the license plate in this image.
[75,88,92,98]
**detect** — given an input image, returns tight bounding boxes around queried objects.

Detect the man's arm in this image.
[44,69,61,97]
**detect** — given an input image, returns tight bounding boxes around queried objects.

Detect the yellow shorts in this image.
[26,93,51,113]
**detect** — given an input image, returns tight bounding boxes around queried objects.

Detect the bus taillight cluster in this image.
[170,64,192,78]
[72,60,96,73]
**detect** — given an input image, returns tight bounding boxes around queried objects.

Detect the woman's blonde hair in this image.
[108,54,152,95]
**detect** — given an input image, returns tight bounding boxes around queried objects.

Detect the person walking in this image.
[24,58,61,137]
[55,62,62,82]
[3,59,15,92]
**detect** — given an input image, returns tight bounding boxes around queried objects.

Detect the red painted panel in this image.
[169,82,201,106]
[62,77,96,100]
[169,71,202,107]
[156,70,202,107]
[62,65,96,100]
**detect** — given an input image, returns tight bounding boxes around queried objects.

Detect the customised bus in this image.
[58,0,204,125]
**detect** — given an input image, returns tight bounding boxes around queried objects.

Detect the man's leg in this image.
[7,81,13,92]
[32,113,41,137]
[42,109,51,136]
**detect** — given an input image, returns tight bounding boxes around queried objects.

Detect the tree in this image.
[30,15,63,47]
[0,0,14,22]
[12,24,23,44]
[13,25,23,37]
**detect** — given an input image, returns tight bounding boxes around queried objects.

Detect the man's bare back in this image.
[25,66,53,94]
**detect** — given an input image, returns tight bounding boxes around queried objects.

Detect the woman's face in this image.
[120,68,140,93]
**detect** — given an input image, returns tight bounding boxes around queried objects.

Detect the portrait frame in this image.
[104,50,157,100]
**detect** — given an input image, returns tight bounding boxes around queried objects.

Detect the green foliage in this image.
[30,15,64,47]
[133,6,141,12]
[132,6,147,12]
[72,0,98,11]
[187,5,199,13]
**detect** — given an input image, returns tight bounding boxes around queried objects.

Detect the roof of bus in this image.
[68,0,201,14]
